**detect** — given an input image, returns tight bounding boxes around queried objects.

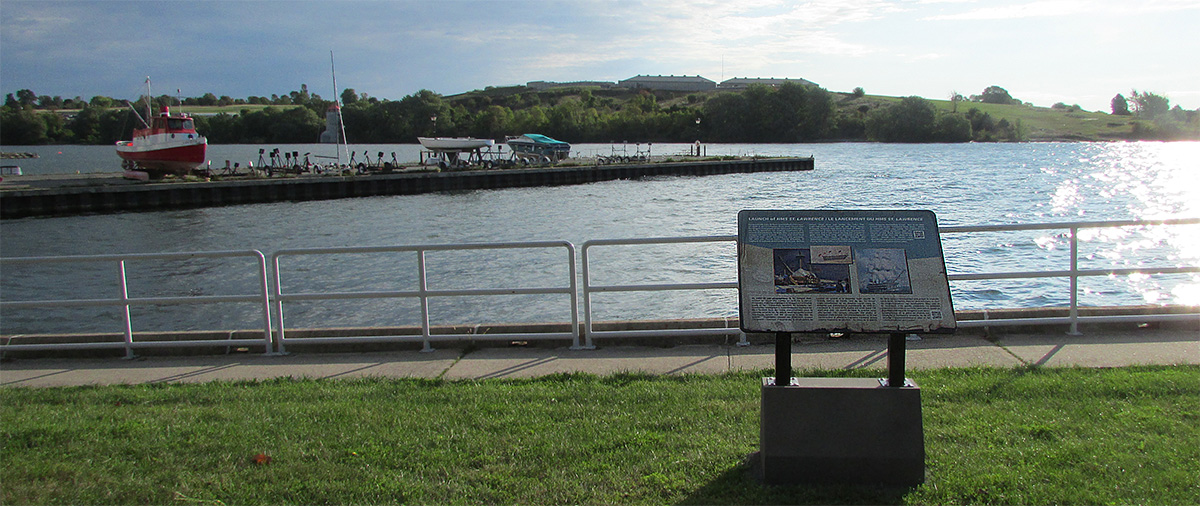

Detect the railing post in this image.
[579,244,596,349]
[1067,225,1082,335]
[565,243,586,350]
[272,255,288,354]
[117,260,135,359]
[254,252,277,355]
[417,249,433,352]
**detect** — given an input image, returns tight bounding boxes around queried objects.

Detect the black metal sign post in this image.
[887,333,906,388]
[738,209,956,486]
[774,332,790,386]
[777,332,905,388]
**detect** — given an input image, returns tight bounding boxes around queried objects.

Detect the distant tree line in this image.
[1,84,1193,145]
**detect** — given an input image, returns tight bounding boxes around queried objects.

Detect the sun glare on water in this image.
[1083,142,1200,305]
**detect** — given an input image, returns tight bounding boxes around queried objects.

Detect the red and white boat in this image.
[116,105,207,177]
[116,79,207,178]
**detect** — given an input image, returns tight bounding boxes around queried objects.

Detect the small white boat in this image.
[417,137,495,151]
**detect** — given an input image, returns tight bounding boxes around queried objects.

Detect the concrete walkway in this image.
[2,327,1197,387]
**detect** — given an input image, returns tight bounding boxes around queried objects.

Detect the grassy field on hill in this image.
[927,99,1143,141]
[4,366,1198,505]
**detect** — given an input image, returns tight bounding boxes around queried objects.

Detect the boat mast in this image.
[330,51,348,168]
[144,76,153,122]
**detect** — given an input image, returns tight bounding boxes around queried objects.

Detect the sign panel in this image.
[737,209,956,334]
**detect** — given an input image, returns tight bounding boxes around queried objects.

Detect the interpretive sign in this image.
[738,209,955,334]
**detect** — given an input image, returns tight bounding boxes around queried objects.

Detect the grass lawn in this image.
[925,99,1142,141]
[846,94,1151,141]
[3,366,1197,505]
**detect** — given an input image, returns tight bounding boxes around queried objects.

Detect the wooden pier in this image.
[0,157,813,219]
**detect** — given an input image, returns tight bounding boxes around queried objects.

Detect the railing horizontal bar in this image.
[1,250,264,264]
[280,332,577,345]
[938,217,1199,233]
[949,271,1073,281]
[1080,266,1200,276]
[277,291,421,302]
[957,312,1198,328]
[957,317,1073,327]
[1073,313,1199,324]
[0,339,266,351]
[277,287,572,302]
[585,328,742,339]
[582,235,735,247]
[1,295,261,308]
[274,240,573,257]
[420,332,579,342]
[587,282,739,293]
[427,287,573,297]
[0,341,131,351]
[949,266,1200,282]
[2,298,125,308]
[129,295,263,305]
[127,339,268,349]
[277,335,427,345]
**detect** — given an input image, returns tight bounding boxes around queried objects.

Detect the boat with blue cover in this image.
[506,134,571,163]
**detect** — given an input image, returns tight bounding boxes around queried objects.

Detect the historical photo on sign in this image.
[777,248,854,292]
[774,249,852,293]
[855,248,912,294]
[811,245,853,264]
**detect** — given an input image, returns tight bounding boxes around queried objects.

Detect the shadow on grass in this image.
[678,452,914,505]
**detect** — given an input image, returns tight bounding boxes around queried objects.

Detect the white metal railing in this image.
[271,241,579,352]
[940,217,1200,334]
[581,235,742,349]
[0,251,272,357]
[2,219,1196,356]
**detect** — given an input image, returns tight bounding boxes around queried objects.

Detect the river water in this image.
[2,142,1198,335]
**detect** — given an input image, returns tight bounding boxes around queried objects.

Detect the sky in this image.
[2,0,1199,112]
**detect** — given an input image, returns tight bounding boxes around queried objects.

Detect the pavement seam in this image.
[993,340,1032,366]
[436,349,471,380]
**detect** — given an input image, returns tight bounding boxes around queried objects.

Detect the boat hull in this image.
[116,140,207,172]
[506,134,571,162]
[417,137,494,151]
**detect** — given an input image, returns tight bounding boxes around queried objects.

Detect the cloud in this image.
[479,0,894,81]
[924,0,1200,20]
[899,52,947,62]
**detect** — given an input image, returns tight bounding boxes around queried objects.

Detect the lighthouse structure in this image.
[319,104,342,143]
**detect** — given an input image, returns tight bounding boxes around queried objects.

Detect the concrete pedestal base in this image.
[760,377,924,486]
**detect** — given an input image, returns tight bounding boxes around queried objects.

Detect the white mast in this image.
[330,51,348,168]
[145,76,153,121]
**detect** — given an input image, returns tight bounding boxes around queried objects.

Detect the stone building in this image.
[718,77,819,90]
[526,81,616,90]
[618,75,717,92]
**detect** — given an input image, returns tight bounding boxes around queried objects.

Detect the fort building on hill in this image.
[717,77,819,90]
[619,75,717,91]
[526,74,819,92]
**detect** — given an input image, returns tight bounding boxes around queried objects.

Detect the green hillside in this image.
[445,86,1198,142]
[5,84,1197,145]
